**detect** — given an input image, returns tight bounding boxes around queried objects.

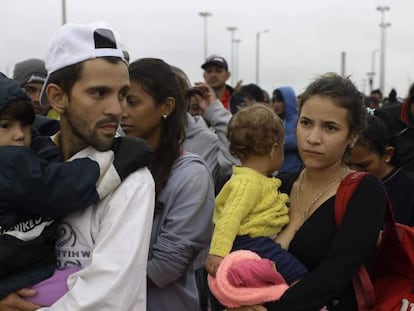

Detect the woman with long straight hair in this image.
[121,58,215,310]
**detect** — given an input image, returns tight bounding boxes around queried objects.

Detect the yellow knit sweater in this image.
[209,166,290,257]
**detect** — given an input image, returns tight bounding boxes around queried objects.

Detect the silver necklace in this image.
[383,167,402,184]
[296,168,349,226]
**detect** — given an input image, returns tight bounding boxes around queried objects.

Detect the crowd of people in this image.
[0,21,413,311]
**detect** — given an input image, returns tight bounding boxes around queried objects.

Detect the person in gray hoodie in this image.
[271,86,303,174]
[171,65,220,183]
[173,66,238,310]
[121,58,215,311]
[189,82,240,192]
[173,65,238,194]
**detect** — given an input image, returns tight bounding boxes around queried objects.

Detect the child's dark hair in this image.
[227,103,284,160]
[0,72,35,125]
[0,100,35,126]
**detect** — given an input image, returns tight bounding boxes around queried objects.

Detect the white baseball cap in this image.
[40,22,129,105]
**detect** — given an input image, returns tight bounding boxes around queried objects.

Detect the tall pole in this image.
[377,6,391,95]
[232,39,241,83]
[255,29,269,85]
[367,49,379,93]
[198,12,212,60]
[340,51,346,78]
[227,26,238,85]
[62,0,67,25]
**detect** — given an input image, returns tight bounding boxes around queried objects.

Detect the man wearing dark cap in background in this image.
[201,55,233,110]
[13,58,59,119]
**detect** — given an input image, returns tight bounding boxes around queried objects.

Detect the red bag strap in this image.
[334,171,368,225]
[352,267,376,311]
[382,196,398,239]
[334,171,376,310]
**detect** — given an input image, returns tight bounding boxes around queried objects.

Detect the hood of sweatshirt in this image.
[275,86,302,173]
[276,86,298,123]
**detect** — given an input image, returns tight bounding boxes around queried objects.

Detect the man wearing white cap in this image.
[0,23,155,311]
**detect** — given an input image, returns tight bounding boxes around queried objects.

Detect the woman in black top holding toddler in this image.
[232,73,387,311]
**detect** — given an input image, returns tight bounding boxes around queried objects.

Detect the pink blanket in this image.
[208,250,289,308]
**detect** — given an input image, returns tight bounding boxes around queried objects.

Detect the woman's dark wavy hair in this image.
[299,73,367,158]
[128,58,186,196]
[299,73,367,136]
[368,109,413,170]
[357,115,401,167]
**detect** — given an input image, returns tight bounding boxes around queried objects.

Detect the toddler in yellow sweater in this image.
[205,103,307,285]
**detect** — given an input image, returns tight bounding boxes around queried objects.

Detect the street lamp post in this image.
[62,0,67,24]
[340,51,346,78]
[232,39,241,83]
[198,12,212,60]
[377,6,391,95]
[227,26,238,85]
[366,49,379,93]
[256,29,269,85]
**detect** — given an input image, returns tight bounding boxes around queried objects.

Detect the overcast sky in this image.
[2,0,413,98]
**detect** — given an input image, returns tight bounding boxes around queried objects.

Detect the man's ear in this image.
[225,71,231,81]
[46,83,68,113]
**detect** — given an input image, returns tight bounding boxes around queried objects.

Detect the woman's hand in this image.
[0,289,40,311]
[204,254,223,278]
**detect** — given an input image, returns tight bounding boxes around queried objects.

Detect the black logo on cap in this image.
[94,28,117,49]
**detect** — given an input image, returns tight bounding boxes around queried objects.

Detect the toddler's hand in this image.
[0,288,40,311]
[205,254,223,278]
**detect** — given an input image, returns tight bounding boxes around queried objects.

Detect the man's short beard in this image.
[66,110,115,152]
